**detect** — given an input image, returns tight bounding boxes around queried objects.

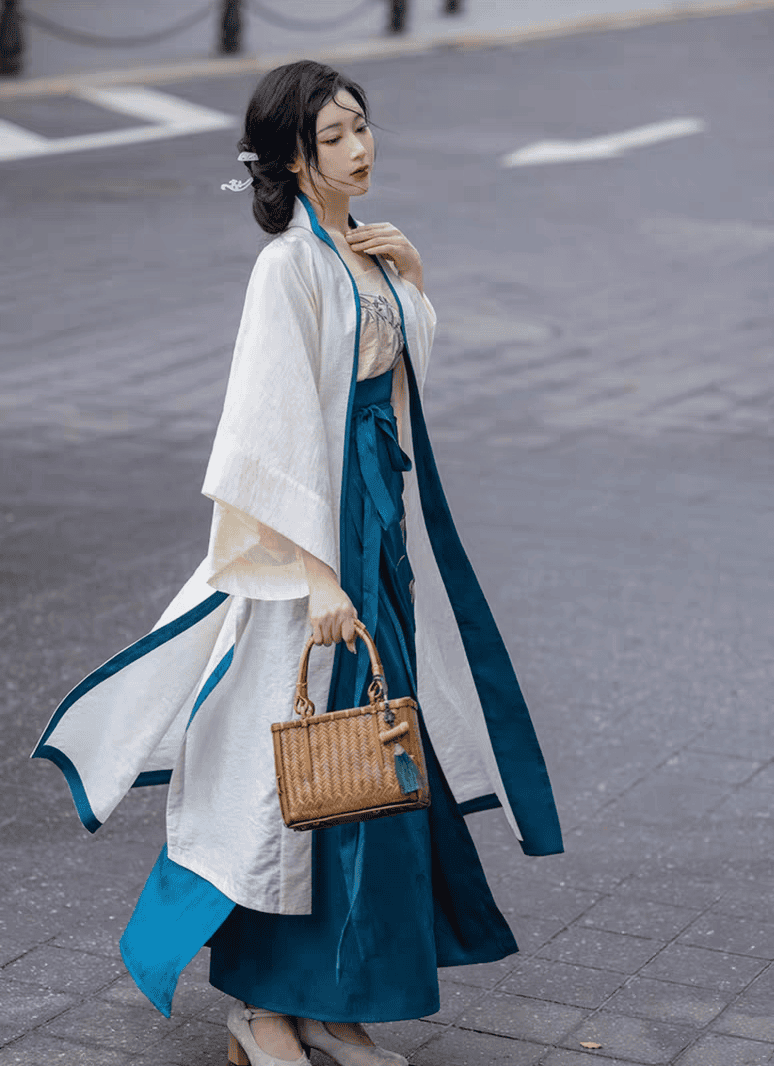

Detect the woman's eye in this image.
[321,125,367,146]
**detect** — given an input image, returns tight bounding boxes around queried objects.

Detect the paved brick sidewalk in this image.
[2,9,774,1066]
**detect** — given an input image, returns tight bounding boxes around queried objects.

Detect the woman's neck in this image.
[302,186,350,237]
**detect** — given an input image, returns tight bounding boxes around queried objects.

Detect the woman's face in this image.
[293,90,374,198]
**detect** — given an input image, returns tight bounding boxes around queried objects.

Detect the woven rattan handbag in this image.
[272,620,430,831]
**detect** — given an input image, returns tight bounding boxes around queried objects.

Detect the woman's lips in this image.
[351,167,370,178]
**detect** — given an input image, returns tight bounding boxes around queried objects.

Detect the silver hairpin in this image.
[221,177,253,192]
[221,151,259,191]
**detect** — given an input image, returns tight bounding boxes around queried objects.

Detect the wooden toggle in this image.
[379,721,410,744]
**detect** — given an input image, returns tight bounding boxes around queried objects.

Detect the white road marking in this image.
[76,85,230,127]
[502,118,706,167]
[0,86,237,162]
[0,119,48,157]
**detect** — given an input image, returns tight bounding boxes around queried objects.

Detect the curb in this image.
[1,0,773,99]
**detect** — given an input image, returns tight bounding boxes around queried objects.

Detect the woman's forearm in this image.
[300,548,338,590]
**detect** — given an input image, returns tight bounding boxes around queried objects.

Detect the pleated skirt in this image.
[208,368,517,1021]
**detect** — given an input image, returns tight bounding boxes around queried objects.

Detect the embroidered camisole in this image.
[352,263,404,381]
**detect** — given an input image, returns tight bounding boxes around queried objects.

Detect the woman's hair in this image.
[238,60,370,235]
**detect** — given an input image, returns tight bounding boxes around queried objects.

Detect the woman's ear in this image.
[287,154,302,175]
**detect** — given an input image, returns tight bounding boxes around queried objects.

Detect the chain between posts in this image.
[248,0,376,32]
[17,2,216,49]
[0,0,465,78]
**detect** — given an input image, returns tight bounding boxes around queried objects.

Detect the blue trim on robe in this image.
[30,590,229,832]
[373,263,564,858]
[133,770,173,788]
[33,745,103,833]
[187,645,235,727]
[458,793,502,816]
[296,193,365,713]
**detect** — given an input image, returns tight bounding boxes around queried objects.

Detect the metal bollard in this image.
[387,0,407,34]
[0,0,23,77]
[220,0,242,54]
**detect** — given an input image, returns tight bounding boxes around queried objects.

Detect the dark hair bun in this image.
[236,136,296,235]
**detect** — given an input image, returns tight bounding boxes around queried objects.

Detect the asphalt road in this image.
[1,9,774,1065]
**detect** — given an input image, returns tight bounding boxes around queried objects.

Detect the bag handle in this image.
[294,619,388,718]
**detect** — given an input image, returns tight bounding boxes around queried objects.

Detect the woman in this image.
[32,61,563,1066]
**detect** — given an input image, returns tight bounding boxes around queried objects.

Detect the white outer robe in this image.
[32,196,561,918]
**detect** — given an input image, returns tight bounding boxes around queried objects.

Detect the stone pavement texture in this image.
[2,7,774,1066]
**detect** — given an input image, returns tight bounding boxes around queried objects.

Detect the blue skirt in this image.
[207,369,517,1022]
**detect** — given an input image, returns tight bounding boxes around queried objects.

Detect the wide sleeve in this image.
[201,237,336,600]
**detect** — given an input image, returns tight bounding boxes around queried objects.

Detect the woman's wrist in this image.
[301,548,357,649]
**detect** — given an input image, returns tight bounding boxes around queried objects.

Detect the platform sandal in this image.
[227,1002,310,1066]
[295,1017,408,1066]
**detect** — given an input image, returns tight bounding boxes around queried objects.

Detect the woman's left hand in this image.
[346,223,423,293]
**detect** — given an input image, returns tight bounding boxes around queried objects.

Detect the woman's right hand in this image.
[302,550,358,652]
